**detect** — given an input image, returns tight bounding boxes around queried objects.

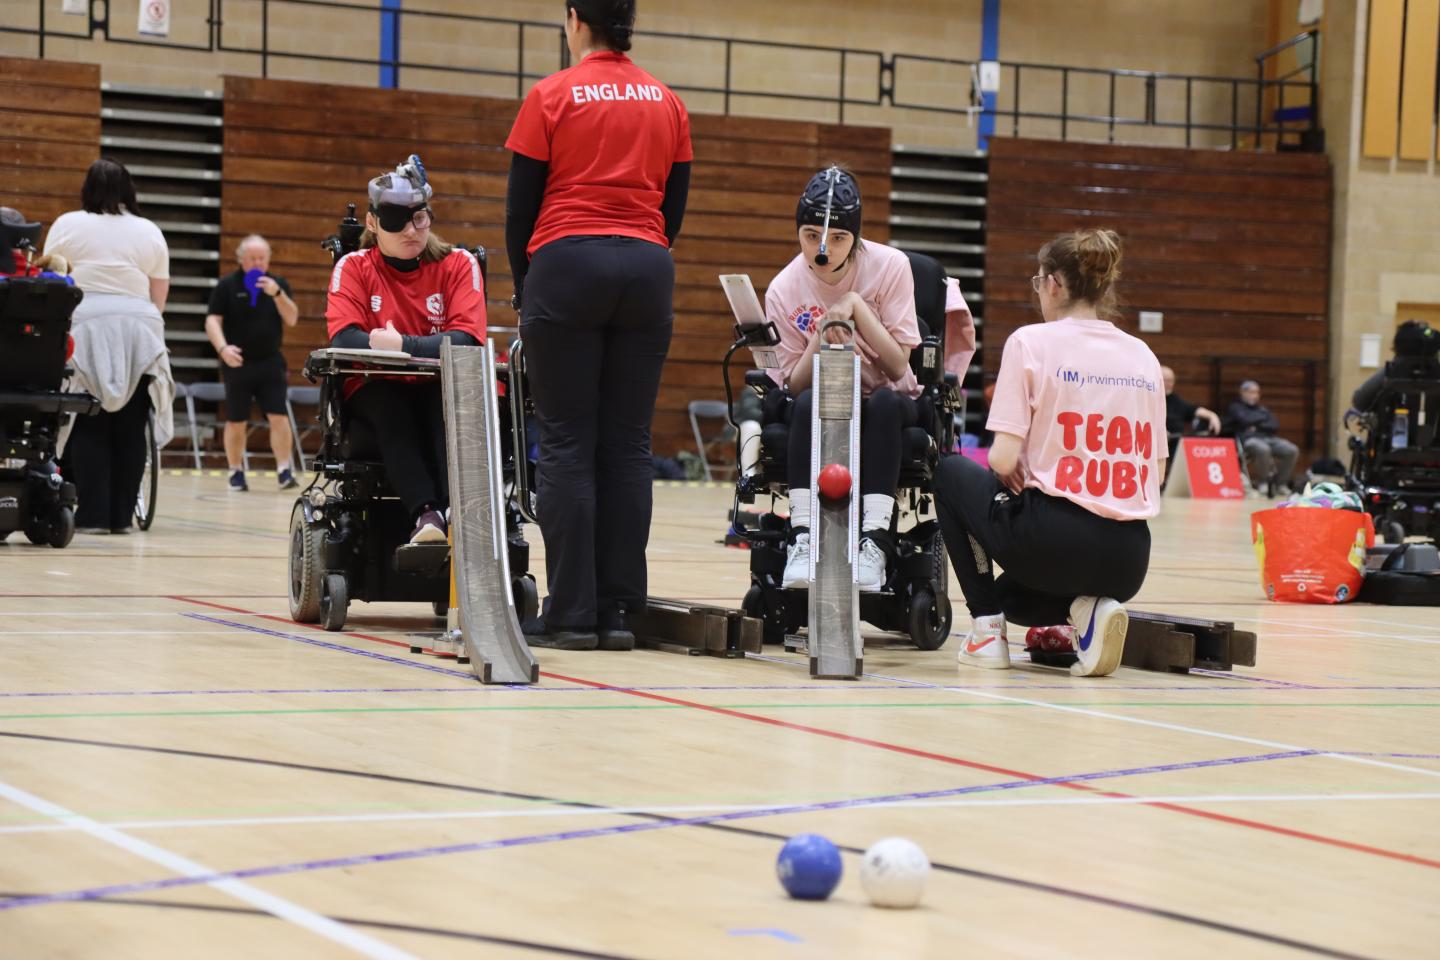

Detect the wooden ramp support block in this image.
[1027,610,1258,674]
[629,598,764,658]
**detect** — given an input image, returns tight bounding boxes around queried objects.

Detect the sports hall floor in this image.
[0,473,1435,959]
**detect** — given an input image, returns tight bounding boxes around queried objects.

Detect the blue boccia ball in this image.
[776,834,843,900]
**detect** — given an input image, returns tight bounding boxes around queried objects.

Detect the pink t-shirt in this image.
[764,239,922,399]
[987,317,1168,521]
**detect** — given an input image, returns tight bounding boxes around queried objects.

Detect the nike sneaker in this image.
[957,613,1009,670]
[1067,596,1128,677]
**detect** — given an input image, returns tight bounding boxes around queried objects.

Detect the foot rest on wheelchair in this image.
[393,542,450,575]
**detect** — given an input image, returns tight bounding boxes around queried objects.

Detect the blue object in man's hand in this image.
[243,268,265,306]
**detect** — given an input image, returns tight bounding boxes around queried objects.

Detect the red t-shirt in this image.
[325,246,488,396]
[505,51,693,255]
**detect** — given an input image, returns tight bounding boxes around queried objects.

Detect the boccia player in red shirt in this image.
[504,1,692,652]
[326,157,486,545]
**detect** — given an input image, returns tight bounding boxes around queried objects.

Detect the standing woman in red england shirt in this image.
[505,1,692,652]
[327,157,486,544]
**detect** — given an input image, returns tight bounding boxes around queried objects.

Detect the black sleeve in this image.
[1352,370,1386,411]
[277,275,293,297]
[1260,406,1280,434]
[330,326,369,349]
[400,331,479,359]
[505,154,548,301]
[661,161,691,247]
[206,276,227,315]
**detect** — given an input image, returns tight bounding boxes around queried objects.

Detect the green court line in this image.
[0,701,1436,721]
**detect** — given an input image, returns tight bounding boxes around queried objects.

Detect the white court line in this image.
[0,631,233,636]
[1228,615,1440,646]
[859,670,1440,783]
[0,777,415,959]
[4,791,1439,837]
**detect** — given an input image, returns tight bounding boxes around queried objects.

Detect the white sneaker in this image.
[782,532,811,588]
[856,536,887,593]
[957,613,1010,669]
[1068,596,1128,677]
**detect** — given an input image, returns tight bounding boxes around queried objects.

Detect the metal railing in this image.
[3,0,1321,151]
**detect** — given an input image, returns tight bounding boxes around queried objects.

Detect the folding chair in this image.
[286,385,321,472]
[687,399,733,482]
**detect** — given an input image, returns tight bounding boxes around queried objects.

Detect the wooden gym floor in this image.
[0,473,1435,959]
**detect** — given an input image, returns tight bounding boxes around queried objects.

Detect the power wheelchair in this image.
[725,251,962,649]
[1346,350,1440,543]
[0,273,98,549]
[287,204,537,631]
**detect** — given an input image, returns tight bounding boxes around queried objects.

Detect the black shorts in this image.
[222,355,288,422]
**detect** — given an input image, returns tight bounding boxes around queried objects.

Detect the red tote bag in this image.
[1251,508,1374,604]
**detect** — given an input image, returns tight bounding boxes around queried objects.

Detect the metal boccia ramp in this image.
[440,341,538,684]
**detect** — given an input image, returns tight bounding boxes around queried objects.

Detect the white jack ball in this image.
[860,837,930,908]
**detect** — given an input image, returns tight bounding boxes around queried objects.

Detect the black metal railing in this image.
[3,0,1321,151]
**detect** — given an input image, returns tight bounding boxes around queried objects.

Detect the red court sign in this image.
[1166,437,1245,499]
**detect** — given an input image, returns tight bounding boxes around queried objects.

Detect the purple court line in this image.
[1189,669,1316,689]
[0,749,1314,913]
[181,614,475,681]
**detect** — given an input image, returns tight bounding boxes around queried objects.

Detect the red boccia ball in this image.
[817,463,852,501]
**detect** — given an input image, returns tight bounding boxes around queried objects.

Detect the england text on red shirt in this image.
[505,51,693,255]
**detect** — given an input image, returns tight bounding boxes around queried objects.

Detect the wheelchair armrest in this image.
[745,369,776,393]
[910,335,944,386]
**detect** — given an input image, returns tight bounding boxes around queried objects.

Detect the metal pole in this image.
[1230,80,1238,149]
[1185,77,1192,147]
[1012,64,1020,137]
[1107,72,1116,142]
[724,40,732,116]
[1061,68,1068,140]
[261,0,269,78]
[517,22,525,99]
[38,0,44,59]
[839,49,847,124]
[1253,64,1263,151]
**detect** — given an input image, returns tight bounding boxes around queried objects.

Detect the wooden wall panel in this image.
[1362,0,1405,159]
[1399,0,1440,161]
[222,75,890,457]
[0,57,100,241]
[984,136,1332,466]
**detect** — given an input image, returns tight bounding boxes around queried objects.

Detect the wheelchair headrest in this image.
[903,250,947,342]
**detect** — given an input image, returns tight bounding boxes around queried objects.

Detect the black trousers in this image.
[786,387,925,498]
[521,236,674,630]
[68,379,151,530]
[933,454,1151,626]
[347,380,447,518]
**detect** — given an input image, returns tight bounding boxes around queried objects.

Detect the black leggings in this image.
[521,236,674,630]
[346,380,447,518]
[787,387,923,496]
[933,454,1151,626]
[68,378,151,530]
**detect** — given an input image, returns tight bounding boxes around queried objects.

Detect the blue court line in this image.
[0,749,1312,913]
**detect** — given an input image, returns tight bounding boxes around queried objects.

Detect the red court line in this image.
[167,596,1440,871]
[542,670,1440,872]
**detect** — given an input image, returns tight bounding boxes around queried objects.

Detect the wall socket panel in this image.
[1139,311,1164,332]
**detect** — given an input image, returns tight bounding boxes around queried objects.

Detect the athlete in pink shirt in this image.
[765,167,925,592]
[934,229,1167,677]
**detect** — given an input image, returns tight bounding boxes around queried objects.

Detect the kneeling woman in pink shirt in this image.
[935,229,1166,677]
[766,167,925,592]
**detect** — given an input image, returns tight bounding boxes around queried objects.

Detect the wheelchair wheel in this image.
[512,575,538,623]
[907,587,952,650]
[320,573,349,631]
[1385,520,1406,544]
[288,503,325,622]
[23,506,73,549]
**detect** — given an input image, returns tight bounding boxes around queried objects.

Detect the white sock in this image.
[276,461,292,473]
[862,494,895,534]
[789,489,811,532]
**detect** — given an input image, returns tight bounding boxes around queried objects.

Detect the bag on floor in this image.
[1251,507,1373,603]
[1357,542,1440,605]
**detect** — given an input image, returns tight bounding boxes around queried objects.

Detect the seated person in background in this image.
[767,166,923,593]
[1162,365,1220,438]
[1223,379,1298,495]
[326,156,485,544]
[1352,320,1440,412]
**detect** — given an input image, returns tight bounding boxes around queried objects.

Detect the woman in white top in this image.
[45,158,175,534]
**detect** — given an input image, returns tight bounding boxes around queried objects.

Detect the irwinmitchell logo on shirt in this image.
[570,83,664,104]
[1055,367,1156,392]
[1052,411,1154,502]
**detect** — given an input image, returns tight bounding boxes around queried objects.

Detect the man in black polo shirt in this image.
[205,234,300,491]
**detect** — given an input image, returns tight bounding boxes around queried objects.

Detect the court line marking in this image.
[0,776,415,959]
[0,750,1323,912]
[0,730,1385,959]
[171,601,1440,871]
[1227,615,1440,646]
[2,790,1438,837]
